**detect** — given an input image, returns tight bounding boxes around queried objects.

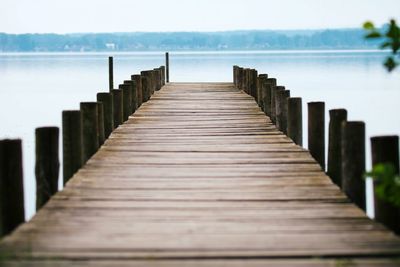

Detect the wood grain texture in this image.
[1,82,399,266]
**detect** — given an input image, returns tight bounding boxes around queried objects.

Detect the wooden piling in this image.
[112,89,123,128]
[257,74,268,108]
[62,110,83,185]
[371,135,400,234]
[341,121,366,211]
[233,65,238,88]
[271,86,285,124]
[150,70,155,96]
[119,84,132,121]
[263,78,277,117]
[97,102,105,146]
[166,52,169,83]
[148,70,153,100]
[141,71,151,102]
[96,93,114,138]
[80,102,99,163]
[244,68,250,94]
[308,102,325,170]
[0,139,24,237]
[160,66,166,86]
[276,90,290,134]
[132,75,143,107]
[158,66,164,89]
[151,70,155,96]
[328,109,347,187]
[153,68,161,91]
[287,97,303,146]
[158,68,162,90]
[250,69,258,98]
[238,67,244,91]
[108,56,113,92]
[158,68,163,90]
[35,127,59,210]
[124,80,137,112]
[131,79,140,111]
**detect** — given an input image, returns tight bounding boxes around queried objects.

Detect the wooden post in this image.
[159,66,163,87]
[124,80,137,112]
[160,66,166,86]
[119,84,132,121]
[328,109,347,187]
[158,68,162,90]
[97,102,105,145]
[272,86,285,125]
[35,127,59,210]
[132,75,143,107]
[247,68,252,95]
[148,70,154,99]
[250,69,258,98]
[150,70,155,95]
[141,71,150,102]
[263,78,277,117]
[112,89,123,128]
[108,56,113,92]
[308,102,325,170]
[242,67,247,92]
[257,74,268,109]
[0,139,24,237]
[238,67,244,90]
[80,102,99,163]
[159,67,163,89]
[62,110,83,185]
[341,121,366,211]
[151,70,157,95]
[276,89,285,130]
[244,68,250,94]
[123,80,137,114]
[276,90,290,134]
[149,70,153,99]
[287,97,302,146]
[153,68,161,91]
[97,92,114,138]
[166,52,169,83]
[233,65,238,87]
[256,76,261,107]
[371,135,400,234]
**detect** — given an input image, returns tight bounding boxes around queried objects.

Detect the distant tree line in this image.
[0,29,380,52]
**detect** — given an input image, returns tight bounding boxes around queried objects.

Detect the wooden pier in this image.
[1,82,400,266]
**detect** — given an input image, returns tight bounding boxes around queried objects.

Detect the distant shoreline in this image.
[0,29,380,52]
[0,49,389,56]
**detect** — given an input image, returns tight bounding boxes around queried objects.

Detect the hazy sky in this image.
[0,0,399,33]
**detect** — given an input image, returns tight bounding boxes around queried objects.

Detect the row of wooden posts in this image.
[0,53,171,238]
[233,65,400,235]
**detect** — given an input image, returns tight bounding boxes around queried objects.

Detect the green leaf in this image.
[363,21,375,30]
[366,163,400,207]
[380,42,392,49]
[385,19,400,39]
[384,57,398,72]
[362,19,400,72]
[365,31,381,39]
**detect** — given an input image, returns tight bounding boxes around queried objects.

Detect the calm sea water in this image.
[0,51,399,219]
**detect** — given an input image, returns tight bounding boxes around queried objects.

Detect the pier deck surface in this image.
[1,83,400,266]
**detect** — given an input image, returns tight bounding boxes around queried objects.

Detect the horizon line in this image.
[0,27,367,35]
